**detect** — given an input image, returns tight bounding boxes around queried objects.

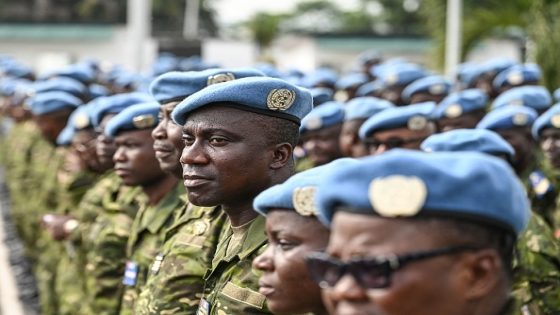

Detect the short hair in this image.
[420,217,515,280]
[251,113,300,147]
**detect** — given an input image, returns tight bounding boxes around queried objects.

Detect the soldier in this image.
[434,89,488,132]
[299,101,345,168]
[359,101,436,155]
[373,62,426,105]
[339,97,394,158]
[171,76,312,314]
[134,68,264,315]
[467,58,515,99]
[334,73,369,102]
[310,149,530,315]
[401,75,452,105]
[102,102,184,315]
[252,158,356,315]
[493,64,542,95]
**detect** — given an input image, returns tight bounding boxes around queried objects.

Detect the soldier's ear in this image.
[455,249,502,300]
[270,142,293,170]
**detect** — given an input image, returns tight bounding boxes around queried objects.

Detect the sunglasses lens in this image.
[306,255,343,289]
[352,260,391,289]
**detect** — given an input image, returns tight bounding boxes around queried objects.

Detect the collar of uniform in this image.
[237,215,268,260]
[145,181,186,234]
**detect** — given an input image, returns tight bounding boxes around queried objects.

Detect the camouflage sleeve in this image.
[513,214,560,315]
[134,206,226,315]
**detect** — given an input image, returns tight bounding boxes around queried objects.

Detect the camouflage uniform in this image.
[119,182,185,315]
[513,213,560,315]
[82,181,147,315]
[134,203,226,315]
[197,215,271,315]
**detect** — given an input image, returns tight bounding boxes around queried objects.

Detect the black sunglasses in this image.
[364,136,427,151]
[305,245,480,289]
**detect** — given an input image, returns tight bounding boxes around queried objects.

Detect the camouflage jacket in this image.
[513,213,560,315]
[119,182,185,315]
[134,203,226,315]
[197,215,271,315]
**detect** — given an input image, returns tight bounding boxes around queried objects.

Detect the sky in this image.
[212,0,363,25]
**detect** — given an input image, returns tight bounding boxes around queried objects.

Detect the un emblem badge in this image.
[267,89,296,111]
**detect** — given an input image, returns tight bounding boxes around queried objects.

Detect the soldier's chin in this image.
[186,192,219,208]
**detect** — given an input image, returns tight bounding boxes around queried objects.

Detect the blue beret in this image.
[149,68,265,104]
[172,77,313,126]
[89,84,111,99]
[458,64,483,87]
[310,87,334,106]
[1,78,32,98]
[316,149,530,236]
[90,92,154,127]
[30,91,82,116]
[376,63,426,87]
[151,53,180,76]
[301,68,338,88]
[479,58,517,77]
[359,101,436,139]
[492,86,552,111]
[56,124,74,146]
[0,78,18,96]
[253,158,358,217]
[434,89,488,119]
[254,63,283,78]
[493,64,541,89]
[105,101,161,137]
[0,62,33,79]
[531,104,560,139]
[335,73,369,90]
[477,105,537,130]
[421,129,515,159]
[300,101,345,135]
[401,75,452,103]
[55,104,96,146]
[344,97,394,121]
[554,88,560,102]
[32,77,87,98]
[50,64,96,84]
[355,80,383,97]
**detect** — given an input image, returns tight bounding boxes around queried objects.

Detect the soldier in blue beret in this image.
[533,104,560,171]
[310,87,334,107]
[434,88,488,132]
[493,64,542,95]
[340,97,394,158]
[300,101,345,167]
[252,158,356,315]
[301,67,338,91]
[374,63,427,105]
[477,106,538,176]
[32,77,89,102]
[134,68,264,315]
[30,91,82,145]
[105,102,186,315]
[355,80,383,98]
[359,101,436,155]
[171,76,312,315]
[310,149,530,315]
[401,75,452,105]
[471,58,516,98]
[491,85,552,114]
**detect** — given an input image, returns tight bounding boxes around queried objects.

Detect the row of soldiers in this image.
[0,50,559,315]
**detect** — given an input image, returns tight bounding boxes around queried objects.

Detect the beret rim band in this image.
[188,101,302,125]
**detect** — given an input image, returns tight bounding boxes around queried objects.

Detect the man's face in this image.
[96,114,117,170]
[33,110,71,144]
[152,101,183,178]
[322,212,464,315]
[339,119,368,158]
[495,128,534,172]
[409,93,446,105]
[180,105,276,207]
[253,210,330,315]
[302,124,343,166]
[437,112,483,132]
[72,129,102,173]
[365,126,432,156]
[540,128,560,169]
[380,86,406,106]
[113,129,165,186]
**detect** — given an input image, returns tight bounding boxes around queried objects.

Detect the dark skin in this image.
[96,114,117,172]
[437,111,486,132]
[33,108,73,145]
[180,105,293,227]
[324,212,509,315]
[339,119,369,158]
[495,128,535,175]
[114,129,178,206]
[302,124,343,166]
[539,128,560,169]
[381,86,406,106]
[409,92,447,105]
[152,101,183,178]
[253,210,330,315]
[71,129,104,173]
[365,125,434,156]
